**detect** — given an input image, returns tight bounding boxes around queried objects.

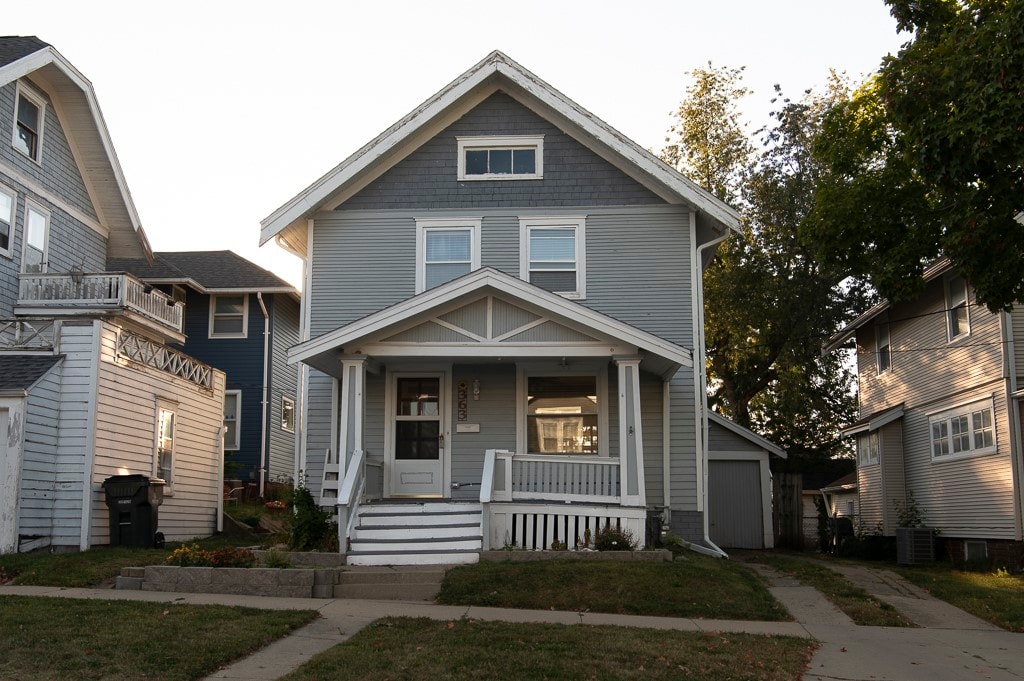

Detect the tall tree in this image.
[803,0,1024,310]
[663,68,866,465]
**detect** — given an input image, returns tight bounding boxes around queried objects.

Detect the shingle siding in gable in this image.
[0,81,98,221]
[342,93,664,210]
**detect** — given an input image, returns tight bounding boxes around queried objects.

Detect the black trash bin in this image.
[102,474,164,548]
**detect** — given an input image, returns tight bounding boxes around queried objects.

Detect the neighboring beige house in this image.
[826,258,1024,568]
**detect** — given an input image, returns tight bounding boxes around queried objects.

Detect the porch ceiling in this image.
[290,268,691,378]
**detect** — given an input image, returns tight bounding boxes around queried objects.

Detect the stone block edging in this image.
[479,549,671,562]
[116,565,341,599]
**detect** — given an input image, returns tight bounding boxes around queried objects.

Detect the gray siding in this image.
[267,295,300,482]
[343,93,663,210]
[668,372,698,513]
[0,81,98,220]
[855,277,1016,539]
[640,371,664,508]
[303,370,333,496]
[880,421,905,534]
[708,420,763,453]
[17,359,62,542]
[309,205,693,345]
[450,364,517,501]
[708,459,764,549]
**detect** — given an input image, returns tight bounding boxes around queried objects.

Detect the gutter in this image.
[695,225,732,558]
[257,292,271,496]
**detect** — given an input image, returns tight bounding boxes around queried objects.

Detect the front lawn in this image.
[438,550,790,621]
[0,535,259,588]
[0,595,316,681]
[894,566,1024,632]
[283,617,815,681]
[746,553,913,627]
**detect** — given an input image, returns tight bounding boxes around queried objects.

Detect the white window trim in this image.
[154,401,177,494]
[414,218,482,294]
[281,395,296,433]
[12,81,46,164]
[224,390,241,450]
[876,321,891,375]
[515,362,609,458]
[519,217,586,299]
[21,199,49,274]
[208,293,249,339]
[945,273,971,343]
[457,135,544,181]
[928,396,997,463]
[0,182,15,259]
[857,431,880,467]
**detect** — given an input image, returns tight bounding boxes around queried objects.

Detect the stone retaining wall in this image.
[116,566,339,598]
[251,550,346,567]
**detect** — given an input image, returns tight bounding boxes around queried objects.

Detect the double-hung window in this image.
[415,219,481,293]
[876,320,891,374]
[945,274,970,341]
[520,217,586,298]
[209,294,248,338]
[857,431,879,466]
[930,398,995,460]
[457,135,543,180]
[13,84,45,162]
[155,407,175,487]
[0,184,14,257]
[223,391,241,450]
[281,396,295,433]
[526,375,599,455]
[21,201,49,274]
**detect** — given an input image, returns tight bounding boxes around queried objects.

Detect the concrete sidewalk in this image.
[3,569,1023,681]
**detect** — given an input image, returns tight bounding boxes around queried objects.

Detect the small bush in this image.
[209,547,256,568]
[289,485,332,551]
[166,543,213,567]
[263,549,293,569]
[593,524,637,551]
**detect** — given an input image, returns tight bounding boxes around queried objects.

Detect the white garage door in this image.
[708,459,764,549]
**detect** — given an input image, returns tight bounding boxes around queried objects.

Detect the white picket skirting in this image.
[486,501,647,551]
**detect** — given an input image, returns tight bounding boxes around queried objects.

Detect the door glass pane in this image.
[397,378,439,417]
[395,421,440,460]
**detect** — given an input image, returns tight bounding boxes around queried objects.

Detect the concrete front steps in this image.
[346,502,482,566]
[335,565,447,601]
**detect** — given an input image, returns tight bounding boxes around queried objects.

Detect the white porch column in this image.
[615,357,646,506]
[337,357,367,473]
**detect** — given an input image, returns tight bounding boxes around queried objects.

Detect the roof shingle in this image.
[0,355,62,393]
[0,36,49,69]
[109,251,295,292]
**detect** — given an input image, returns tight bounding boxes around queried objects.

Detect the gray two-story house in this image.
[0,37,226,554]
[827,258,1024,568]
[260,51,781,565]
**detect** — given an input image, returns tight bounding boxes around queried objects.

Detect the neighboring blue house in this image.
[110,251,300,492]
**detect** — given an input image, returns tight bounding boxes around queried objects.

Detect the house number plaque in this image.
[457,380,469,421]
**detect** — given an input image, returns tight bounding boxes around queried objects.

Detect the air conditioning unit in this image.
[896,527,935,565]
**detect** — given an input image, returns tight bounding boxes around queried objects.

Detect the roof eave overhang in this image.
[288,268,691,376]
[840,404,905,438]
[260,51,741,249]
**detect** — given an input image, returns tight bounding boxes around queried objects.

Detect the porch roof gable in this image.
[289,268,692,376]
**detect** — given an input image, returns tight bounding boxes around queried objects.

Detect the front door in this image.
[389,374,445,497]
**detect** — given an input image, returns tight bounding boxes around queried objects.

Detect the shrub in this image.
[166,544,213,567]
[263,549,293,569]
[209,547,256,568]
[289,485,332,551]
[593,524,637,551]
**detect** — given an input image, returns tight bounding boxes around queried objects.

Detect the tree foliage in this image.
[663,67,866,467]
[803,0,1024,310]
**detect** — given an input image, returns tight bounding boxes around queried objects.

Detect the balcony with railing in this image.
[16,272,184,340]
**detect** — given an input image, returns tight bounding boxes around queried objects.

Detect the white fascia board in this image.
[0,46,151,260]
[840,404,904,438]
[708,412,787,458]
[260,51,741,245]
[288,268,692,368]
[133,277,296,296]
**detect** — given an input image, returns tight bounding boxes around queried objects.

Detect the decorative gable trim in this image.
[260,51,740,249]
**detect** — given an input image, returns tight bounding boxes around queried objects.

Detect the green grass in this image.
[438,551,790,621]
[0,535,259,588]
[0,595,316,681]
[894,565,1024,632]
[744,553,913,627]
[283,617,815,681]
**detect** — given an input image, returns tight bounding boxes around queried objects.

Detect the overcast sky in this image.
[9,1,907,287]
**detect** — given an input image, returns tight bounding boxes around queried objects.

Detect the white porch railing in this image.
[331,450,384,555]
[18,273,184,333]
[0,318,57,350]
[480,449,645,550]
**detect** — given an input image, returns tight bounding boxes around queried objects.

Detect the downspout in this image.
[217,425,226,533]
[257,292,270,496]
[694,223,732,558]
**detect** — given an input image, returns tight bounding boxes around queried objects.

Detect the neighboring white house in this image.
[0,37,226,553]
[827,257,1024,568]
[260,51,783,565]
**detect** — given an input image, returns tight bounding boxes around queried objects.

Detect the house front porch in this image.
[291,270,692,564]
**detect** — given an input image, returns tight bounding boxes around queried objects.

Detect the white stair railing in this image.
[336,449,366,556]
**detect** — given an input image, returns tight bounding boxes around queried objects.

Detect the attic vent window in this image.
[13,84,45,162]
[457,135,543,180]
